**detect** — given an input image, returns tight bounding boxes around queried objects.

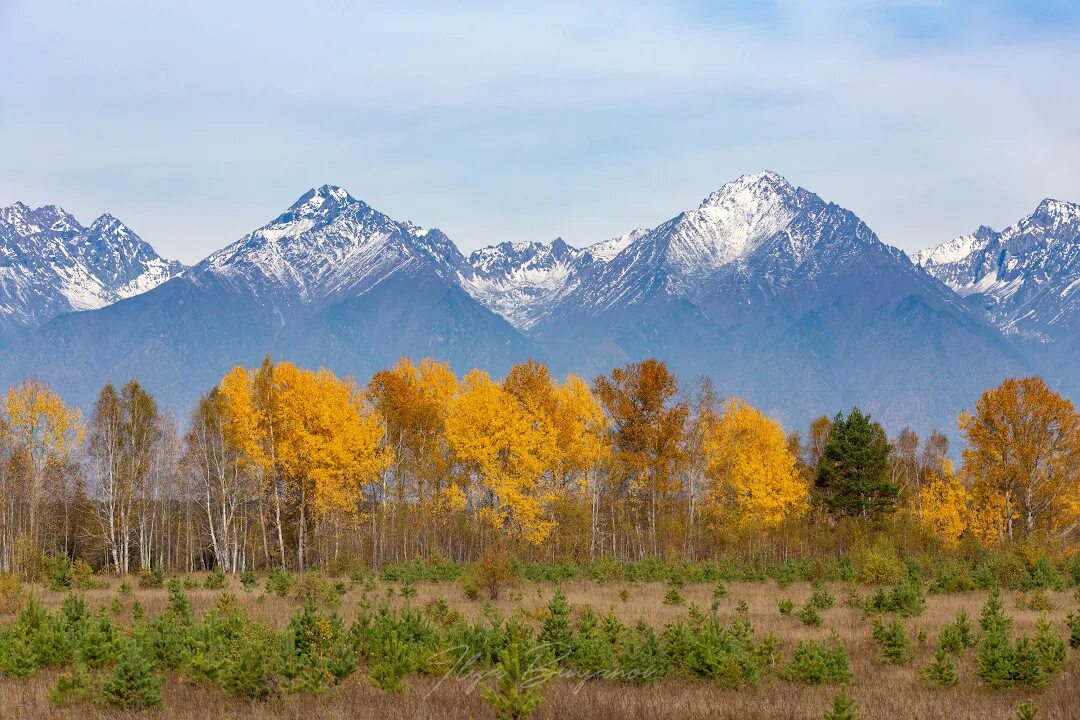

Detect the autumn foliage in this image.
[0,359,1078,574]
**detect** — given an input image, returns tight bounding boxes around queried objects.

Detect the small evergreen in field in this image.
[872,618,912,664]
[482,639,552,720]
[49,661,92,707]
[1067,611,1080,649]
[240,568,257,591]
[1009,636,1049,690]
[980,589,1011,635]
[780,640,853,685]
[799,602,823,626]
[778,597,795,615]
[1016,700,1038,720]
[1032,616,1066,674]
[937,609,975,653]
[808,584,835,610]
[823,687,857,720]
[99,642,163,708]
[369,630,412,693]
[538,589,573,657]
[204,567,226,590]
[920,647,959,687]
[712,582,728,600]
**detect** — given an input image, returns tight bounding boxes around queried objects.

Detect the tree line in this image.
[0,357,1077,575]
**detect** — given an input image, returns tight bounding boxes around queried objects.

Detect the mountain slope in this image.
[527,172,1030,432]
[0,202,183,339]
[0,186,533,409]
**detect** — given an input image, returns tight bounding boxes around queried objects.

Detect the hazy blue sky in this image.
[2,0,1079,263]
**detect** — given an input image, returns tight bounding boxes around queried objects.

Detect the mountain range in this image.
[1,172,1075,436]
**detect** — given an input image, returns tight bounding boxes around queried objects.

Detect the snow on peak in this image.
[915,225,998,268]
[203,186,465,301]
[0,202,184,327]
[585,228,649,262]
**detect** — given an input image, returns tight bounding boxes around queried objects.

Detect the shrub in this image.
[400,584,418,599]
[823,687,857,720]
[475,547,515,601]
[204,568,226,590]
[49,661,92,707]
[780,640,853,685]
[0,573,24,614]
[858,542,905,585]
[482,639,553,720]
[980,589,1012,635]
[799,603,822,627]
[937,610,975,654]
[1015,590,1055,612]
[71,559,100,590]
[712,582,728,600]
[368,630,412,693]
[240,568,257,591]
[1066,611,1080,649]
[1016,701,1038,720]
[662,586,686,606]
[138,567,165,589]
[1009,636,1049,689]
[778,598,795,615]
[1032,617,1066,674]
[871,619,912,664]
[921,647,958,686]
[99,642,164,708]
[266,567,294,597]
[808,585,836,611]
[863,579,925,617]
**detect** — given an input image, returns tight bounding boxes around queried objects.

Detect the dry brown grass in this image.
[1,576,1078,719]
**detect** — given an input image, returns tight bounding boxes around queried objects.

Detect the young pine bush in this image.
[863,579,926,617]
[808,584,836,611]
[1066,611,1080,649]
[871,618,912,664]
[1016,700,1039,720]
[482,638,553,720]
[138,567,165,589]
[99,642,164,708]
[920,647,959,687]
[937,610,975,654]
[780,640,853,685]
[662,585,686,606]
[823,687,858,720]
[799,602,823,627]
[266,567,294,597]
[49,661,92,707]
[368,630,412,693]
[204,567,226,590]
[778,597,795,615]
[239,568,257,591]
[1032,617,1066,675]
[538,589,573,658]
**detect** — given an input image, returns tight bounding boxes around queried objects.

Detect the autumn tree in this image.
[594,359,688,558]
[368,358,462,563]
[702,398,808,531]
[814,408,896,521]
[446,368,554,546]
[960,376,1080,543]
[4,379,83,553]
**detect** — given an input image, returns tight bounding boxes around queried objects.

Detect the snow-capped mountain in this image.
[202,185,468,301]
[0,202,183,336]
[0,187,530,409]
[459,227,653,331]
[525,171,1028,432]
[0,174,1045,434]
[916,199,1080,342]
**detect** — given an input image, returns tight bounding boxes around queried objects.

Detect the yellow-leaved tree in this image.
[4,379,84,543]
[702,398,808,531]
[447,368,554,545]
[959,376,1080,544]
[916,459,971,548]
